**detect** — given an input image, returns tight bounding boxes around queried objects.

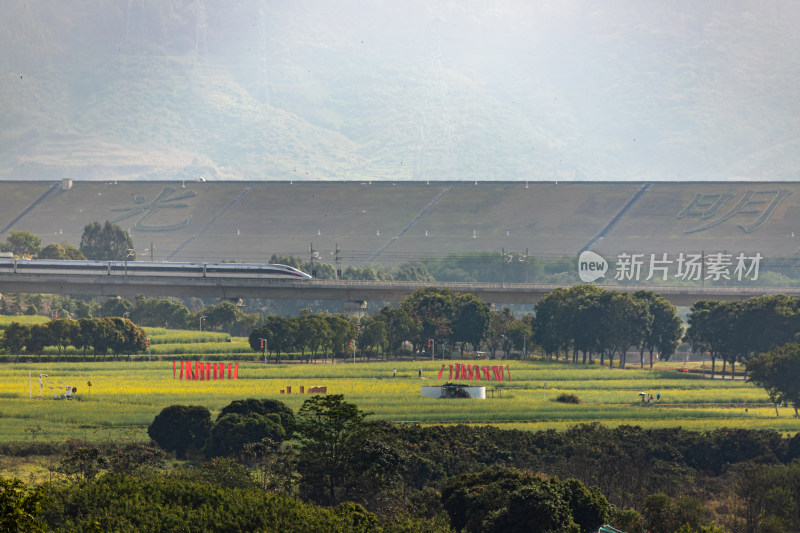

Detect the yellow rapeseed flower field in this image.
[0,359,792,444]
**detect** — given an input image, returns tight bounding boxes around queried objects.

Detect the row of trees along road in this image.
[2,317,145,362]
[248,288,493,362]
[0,221,134,260]
[686,294,800,379]
[532,286,683,368]
[248,286,682,366]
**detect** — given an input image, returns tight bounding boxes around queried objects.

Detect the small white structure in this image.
[421,384,486,399]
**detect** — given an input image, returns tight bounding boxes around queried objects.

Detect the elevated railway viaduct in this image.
[0,273,792,307]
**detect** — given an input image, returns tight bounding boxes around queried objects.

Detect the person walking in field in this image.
[393,369,397,378]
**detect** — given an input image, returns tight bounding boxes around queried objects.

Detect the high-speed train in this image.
[0,259,313,279]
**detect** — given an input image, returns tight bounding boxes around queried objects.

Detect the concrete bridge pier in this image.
[343,299,367,317]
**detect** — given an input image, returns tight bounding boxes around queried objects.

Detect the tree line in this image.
[1,221,135,261]
[247,288,494,362]
[686,294,800,379]
[532,286,683,368]
[2,317,145,362]
[241,286,685,374]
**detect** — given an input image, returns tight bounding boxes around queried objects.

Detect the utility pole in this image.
[335,243,342,280]
[519,247,529,283]
[501,248,512,287]
[309,242,320,277]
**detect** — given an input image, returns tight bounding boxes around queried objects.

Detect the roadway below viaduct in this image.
[0,273,795,307]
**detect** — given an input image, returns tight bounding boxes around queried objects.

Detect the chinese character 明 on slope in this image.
[678,189,791,234]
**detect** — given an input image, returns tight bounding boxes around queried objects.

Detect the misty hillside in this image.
[2,1,800,182]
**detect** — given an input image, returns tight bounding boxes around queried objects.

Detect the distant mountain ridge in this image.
[2,1,800,181]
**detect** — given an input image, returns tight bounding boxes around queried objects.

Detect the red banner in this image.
[228,363,232,379]
[206,363,211,380]
[434,363,511,383]
[173,361,176,379]
[234,362,239,379]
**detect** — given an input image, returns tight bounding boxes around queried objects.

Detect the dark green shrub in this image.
[555,393,582,404]
[205,413,285,458]
[147,405,211,459]
[218,398,295,437]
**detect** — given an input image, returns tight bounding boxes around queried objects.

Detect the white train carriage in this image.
[0,259,312,279]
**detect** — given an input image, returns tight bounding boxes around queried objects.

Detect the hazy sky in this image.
[3,1,800,181]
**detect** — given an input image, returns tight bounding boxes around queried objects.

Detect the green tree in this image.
[402,287,456,351]
[532,288,572,359]
[4,230,41,257]
[305,314,333,362]
[505,318,533,359]
[747,343,800,417]
[634,290,683,369]
[643,493,709,533]
[108,443,167,475]
[686,300,742,378]
[131,297,188,328]
[451,293,491,358]
[441,468,611,533]
[250,316,297,363]
[485,307,514,359]
[205,413,286,458]
[26,324,54,359]
[0,476,46,533]
[55,445,109,480]
[98,297,133,318]
[37,243,86,260]
[103,317,145,359]
[148,405,212,459]
[325,314,356,358]
[596,291,650,369]
[218,398,295,437]
[2,322,30,362]
[375,306,418,357]
[79,221,135,261]
[73,300,98,319]
[296,394,372,505]
[393,262,435,282]
[203,301,242,332]
[358,317,387,360]
[48,318,78,361]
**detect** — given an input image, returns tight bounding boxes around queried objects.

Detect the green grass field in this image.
[0,358,794,447]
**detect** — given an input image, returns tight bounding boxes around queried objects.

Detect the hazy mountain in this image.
[2,1,800,181]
